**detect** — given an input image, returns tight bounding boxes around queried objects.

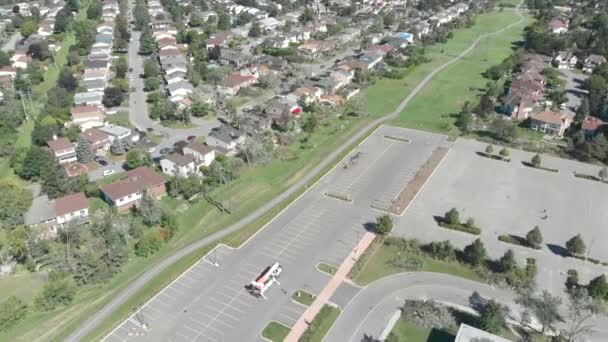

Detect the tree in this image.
[499,147,509,159]
[189,101,209,117]
[521,290,562,334]
[139,30,157,54]
[7,226,28,262]
[497,249,517,273]
[444,208,460,225]
[0,296,28,331]
[0,183,32,229]
[562,288,603,342]
[575,97,590,123]
[54,6,73,33]
[375,215,393,235]
[102,87,124,107]
[475,94,494,118]
[565,234,586,256]
[143,58,160,78]
[584,75,606,116]
[34,277,76,311]
[299,7,314,23]
[110,138,126,155]
[490,118,517,142]
[125,149,151,169]
[75,136,94,163]
[526,226,543,247]
[587,275,608,300]
[87,0,102,19]
[27,41,52,61]
[138,190,160,226]
[249,22,261,37]
[462,238,486,266]
[144,76,160,91]
[478,300,507,334]
[134,233,162,257]
[485,144,494,155]
[599,167,608,181]
[300,113,318,133]
[114,56,128,79]
[58,68,78,92]
[456,105,473,133]
[531,154,541,168]
[20,17,38,38]
[217,12,231,30]
[67,50,80,66]
[66,0,78,12]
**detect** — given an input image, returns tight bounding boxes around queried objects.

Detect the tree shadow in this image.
[546,244,570,257]
[427,328,455,342]
[363,222,376,232]
[432,215,445,224]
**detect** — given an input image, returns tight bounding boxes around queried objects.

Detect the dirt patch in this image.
[388,147,449,215]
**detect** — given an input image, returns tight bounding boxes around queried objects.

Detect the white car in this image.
[103,169,115,177]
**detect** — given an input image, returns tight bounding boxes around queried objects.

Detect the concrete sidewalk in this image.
[285,232,376,342]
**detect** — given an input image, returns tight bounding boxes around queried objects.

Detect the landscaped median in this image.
[292,290,316,307]
[261,321,291,342]
[299,304,341,342]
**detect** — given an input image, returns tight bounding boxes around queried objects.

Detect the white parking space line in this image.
[159,291,177,302]
[284,305,304,315]
[203,305,239,321]
[174,331,196,342]
[193,312,234,330]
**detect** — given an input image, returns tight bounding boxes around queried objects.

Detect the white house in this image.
[183,142,216,167]
[206,125,246,155]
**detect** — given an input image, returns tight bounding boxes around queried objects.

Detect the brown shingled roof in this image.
[47,137,73,153]
[53,192,88,217]
[101,167,166,201]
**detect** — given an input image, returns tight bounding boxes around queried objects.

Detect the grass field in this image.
[261,321,291,342]
[364,8,533,136]
[0,270,45,304]
[349,238,483,286]
[292,289,316,307]
[299,304,341,342]
[317,262,338,276]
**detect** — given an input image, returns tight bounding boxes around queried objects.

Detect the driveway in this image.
[126,0,221,158]
[87,158,126,182]
[559,69,588,117]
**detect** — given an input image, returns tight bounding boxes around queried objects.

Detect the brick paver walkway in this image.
[285,232,377,342]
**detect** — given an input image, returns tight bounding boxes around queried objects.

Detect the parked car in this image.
[94,156,108,166]
[160,147,173,154]
[147,146,155,153]
[103,169,114,177]
[146,127,154,132]
[187,135,196,141]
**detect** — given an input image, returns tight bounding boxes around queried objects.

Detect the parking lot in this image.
[103,126,447,342]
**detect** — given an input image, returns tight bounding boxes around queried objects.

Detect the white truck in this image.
[245,263,282,299]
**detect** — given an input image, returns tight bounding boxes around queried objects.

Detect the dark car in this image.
[187,135,196,141]
[94,156,108,166]
[159,147,173,155]
[146,127,154,132]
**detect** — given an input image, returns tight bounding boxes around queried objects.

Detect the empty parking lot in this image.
[103,126,447,342]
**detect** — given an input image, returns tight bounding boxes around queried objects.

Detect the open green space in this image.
[364,9,533,136]
[350,238,483,286]
[292,289,316,307]
[261,321,291,342]
[317,262,338,276]
[0,270,45,304]
[299,304,341,342]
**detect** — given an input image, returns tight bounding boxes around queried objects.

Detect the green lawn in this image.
[261,321,291,342]
[350,238,483,286]
[387,318,454,342]
[0,270,45,304]
[364,9,533,136]
[317,262,338,276]
[292,289,316,307]
[299,304,340,342]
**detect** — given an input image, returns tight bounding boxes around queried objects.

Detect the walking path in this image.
[285,232,376,341]
[67,4,527,341]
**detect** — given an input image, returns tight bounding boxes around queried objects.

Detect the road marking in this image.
[203,305,239,321]
[191,290,246,341]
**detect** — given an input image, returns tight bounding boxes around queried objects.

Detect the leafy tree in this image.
[462,238,486,266]
[565,234,586,256]
[300,113,318,133]
[72,250,106,285]
[110,138,126,155]
[456,103,473,133]
[139,30,157,54]
[72,19,96,55]
[143,58,160,78]
[54,6,73,33]
[476,94,494,117]
[444,208,460,225]
[584,75,606,116]
[375,215,393,235]
[217,12,231,30]
[299,7,314,23]
[531,154,541,168]
[125,149,152,169]
[34,277,76,311]
[490,118,517,142]
[575,97,590,123]
[87,0,102,19]
[478,300,507,334]
[58,68,78,92]
[525,226,543,247]
[134,233,162,257]
[0,296,28,331]
[66,0,78,12]
[27,41,52,61]
[75,137,94,164]
[499,147,509,159]
[41,162,73,199]
[102,87,124,107]
[137,190,160,226]
[144,76,160,91]
[587,275,608,300]
[497,249,517,273]
[189,101,209,117]
[485,144,494,155]
[20,17,38,38]
[7,226,28,262]
[565,269,579,290]
[249,22,261,37]
[67,50,80,66]
[0,183,32,229]
[522,290,562,334]
[425,241,455,261]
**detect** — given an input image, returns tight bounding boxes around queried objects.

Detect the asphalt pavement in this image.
[67,5,528,340]
[559,69,588,118]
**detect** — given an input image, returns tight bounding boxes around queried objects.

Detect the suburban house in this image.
[183,142,216,167]
[66,105,105,131]
[160,153,197,177]
[548,18,569,34]
[502,93,534,120]
[454,323,511,342]
[24,192,90,234]
[80,128,111,153]
[581,116,605,138]
[74,91,104,106]
[583,54,607,73]
[206,125,246,155]
[529,110,572,137]
[100,167,167,211]
[297,40,332,56]
[218,74,257,96]
[206,31,233,50]
[47,137,77,164]
[98,124,139,143]
[84,78,108,91]
[553,51,577,70]
[167,81,194,101]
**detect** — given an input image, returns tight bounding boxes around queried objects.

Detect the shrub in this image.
[531,154,542,167]
[444,208,460,225]
[565,269,578,289]
[439,221,481,235]
[375,215,393,235]
[526,226,543,247]
[424,241,456,261]
[401,300,456,330]
[565,234,586,256]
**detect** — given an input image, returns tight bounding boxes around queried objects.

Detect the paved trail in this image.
[67,5,526,341]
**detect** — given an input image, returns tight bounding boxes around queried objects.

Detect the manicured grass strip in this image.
[291,290,316,307]
[261,321,290,342]
[317,262,338,276]
[351,239,483,286]
[299,304,340,342]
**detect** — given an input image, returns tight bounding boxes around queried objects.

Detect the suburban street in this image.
[67,5,529,340]
[126,0,220,158]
